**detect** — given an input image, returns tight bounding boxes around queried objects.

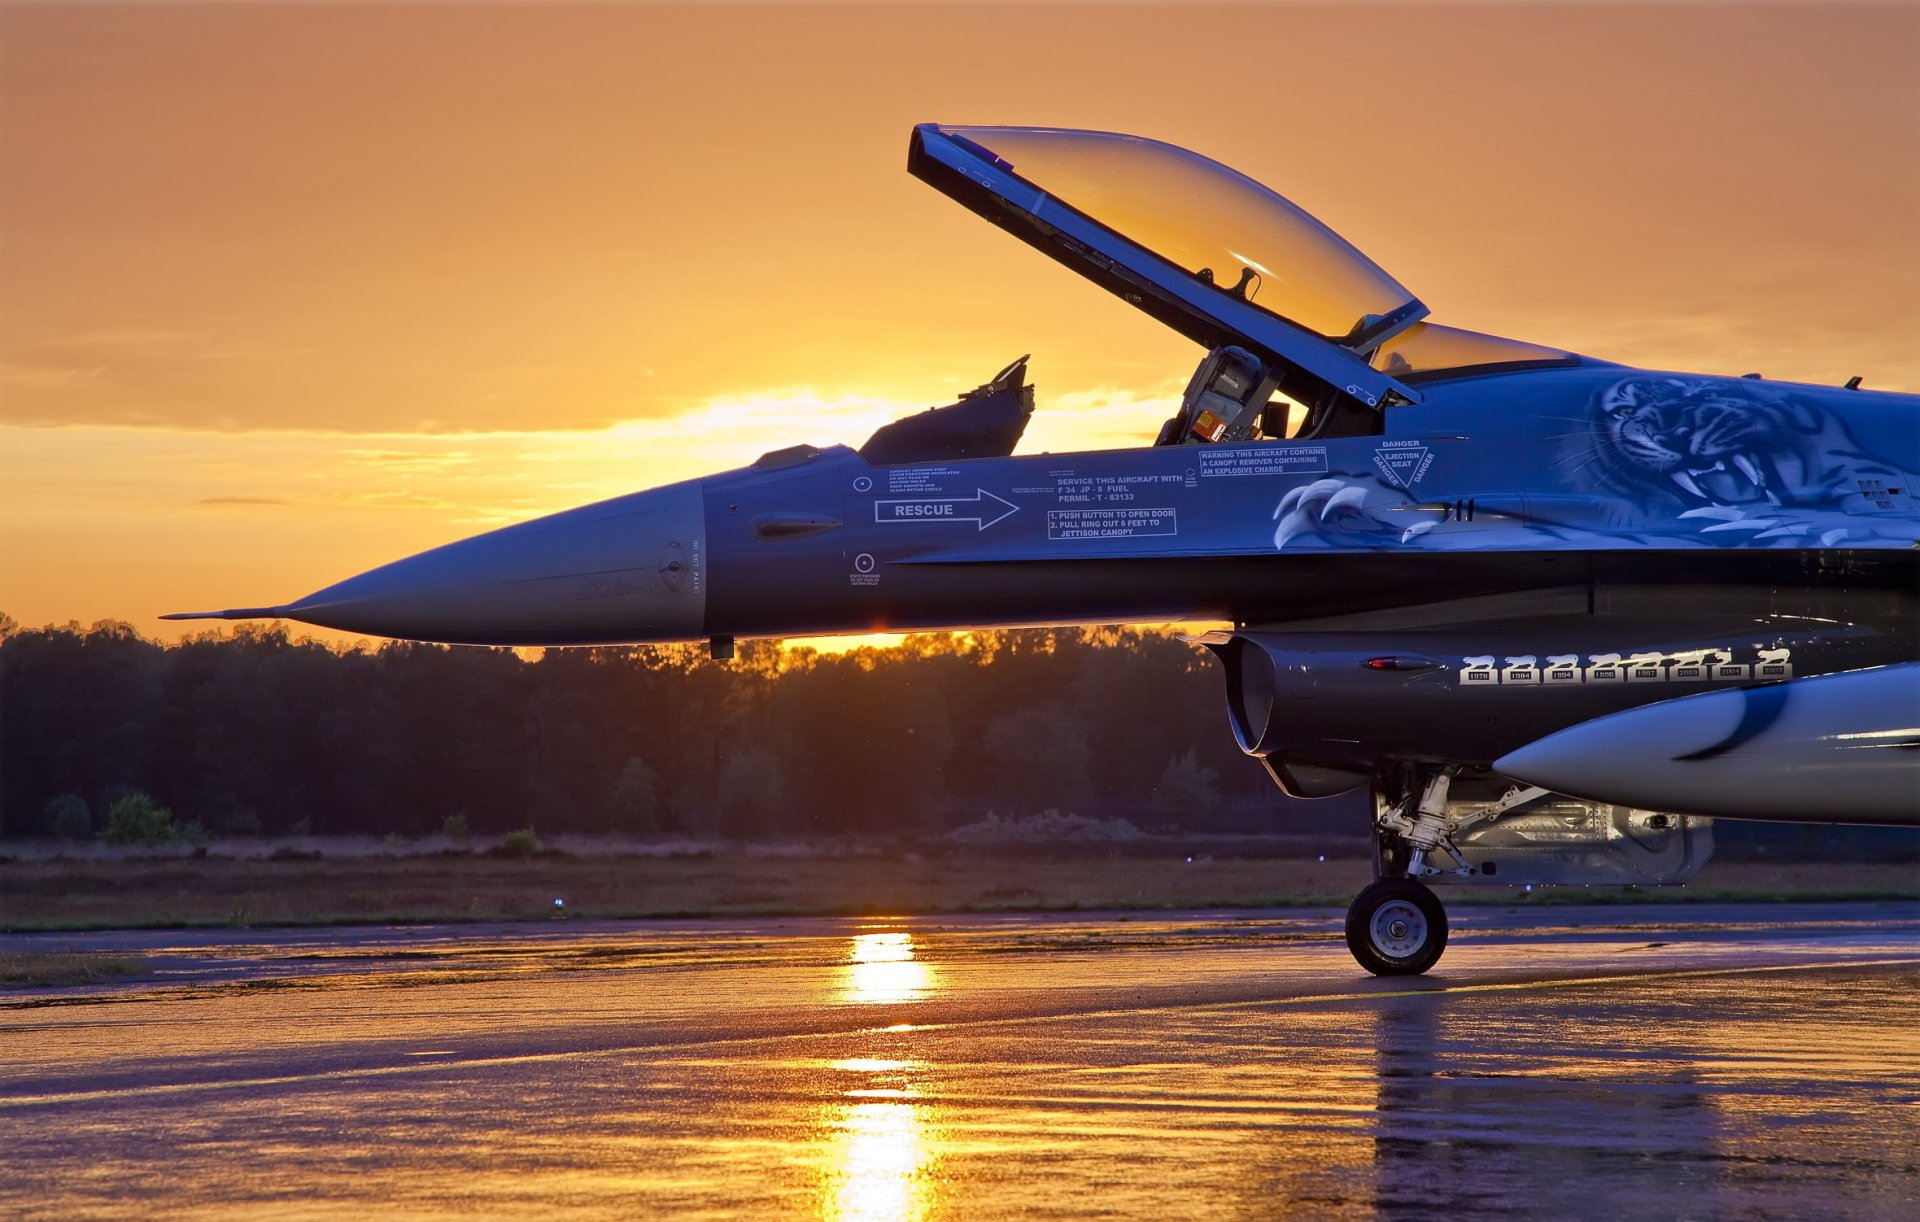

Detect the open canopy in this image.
[936,126,1421,346]
[910,123,1429,409]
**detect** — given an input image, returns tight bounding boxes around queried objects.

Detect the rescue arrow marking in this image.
[873,488,1018,531]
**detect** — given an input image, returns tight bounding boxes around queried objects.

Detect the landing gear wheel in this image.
[1345,878,1448,976]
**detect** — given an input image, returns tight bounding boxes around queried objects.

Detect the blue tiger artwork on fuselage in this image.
[1265,367,1918,553]
[170,124,1920,976]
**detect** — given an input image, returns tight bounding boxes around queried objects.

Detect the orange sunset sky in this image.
[2,1,1916,643]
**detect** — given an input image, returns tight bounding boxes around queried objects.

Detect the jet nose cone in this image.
[285,480,707,646]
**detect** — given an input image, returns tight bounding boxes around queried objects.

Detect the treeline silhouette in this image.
[0,618,1283,842]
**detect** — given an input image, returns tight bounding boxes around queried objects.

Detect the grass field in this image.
[2,846,1913,931]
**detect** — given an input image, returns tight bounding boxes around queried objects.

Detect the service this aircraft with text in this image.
[172,125,1920,975]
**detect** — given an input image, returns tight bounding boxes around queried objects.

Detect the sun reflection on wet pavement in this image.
[827,933,937,1220]
[823,1096,933,1222]
[1,904,1916,1218]
[839,930,935,1006]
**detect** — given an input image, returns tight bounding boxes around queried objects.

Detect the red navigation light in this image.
[1362,656,1439,672]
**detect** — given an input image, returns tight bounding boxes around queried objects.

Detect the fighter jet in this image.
[169,124,1920,974]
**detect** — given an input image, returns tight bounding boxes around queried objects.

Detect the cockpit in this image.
[892,124,1579,460]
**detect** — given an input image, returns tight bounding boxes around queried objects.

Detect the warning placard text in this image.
[1047,508,1179,540]
[1197,447,1328,477]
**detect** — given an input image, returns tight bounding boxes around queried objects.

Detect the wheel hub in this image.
[1370,899,1428,958]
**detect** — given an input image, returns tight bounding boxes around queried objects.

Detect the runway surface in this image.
[4,903,1918,1219]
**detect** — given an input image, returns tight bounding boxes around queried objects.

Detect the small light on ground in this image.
[553,898,565,908]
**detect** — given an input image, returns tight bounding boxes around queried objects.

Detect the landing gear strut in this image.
[1345,877,1448,976]
[1346,765,1464,976]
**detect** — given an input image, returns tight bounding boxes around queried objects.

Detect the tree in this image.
[101,793,179,845]
[759,650,952,835]
[41,792,90,839]
[0,620,1261,843]
[1153,749,1220,821]
[0,621,163,835]
[713,745,786,839]
[985,705,1092,812]
[602,757,663,835]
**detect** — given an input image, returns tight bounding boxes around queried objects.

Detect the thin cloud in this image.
[327,491,459,511]
[343,449,477,471]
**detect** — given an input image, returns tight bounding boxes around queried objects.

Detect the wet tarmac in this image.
[3,903,1918,1219]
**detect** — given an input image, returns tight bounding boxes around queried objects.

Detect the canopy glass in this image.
[1370,323,1574,378]
[938,126,1420,345]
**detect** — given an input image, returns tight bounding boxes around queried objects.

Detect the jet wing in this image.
[908,124,1424,409]
[1496,663,1920,825]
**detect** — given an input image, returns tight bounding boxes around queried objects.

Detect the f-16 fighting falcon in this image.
[168,125,1920,975]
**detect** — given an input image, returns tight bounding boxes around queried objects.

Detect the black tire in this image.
[1345,878,1448,976]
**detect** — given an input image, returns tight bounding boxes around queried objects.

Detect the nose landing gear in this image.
[1345,765,1467,976]
[1345,877,1449,976]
